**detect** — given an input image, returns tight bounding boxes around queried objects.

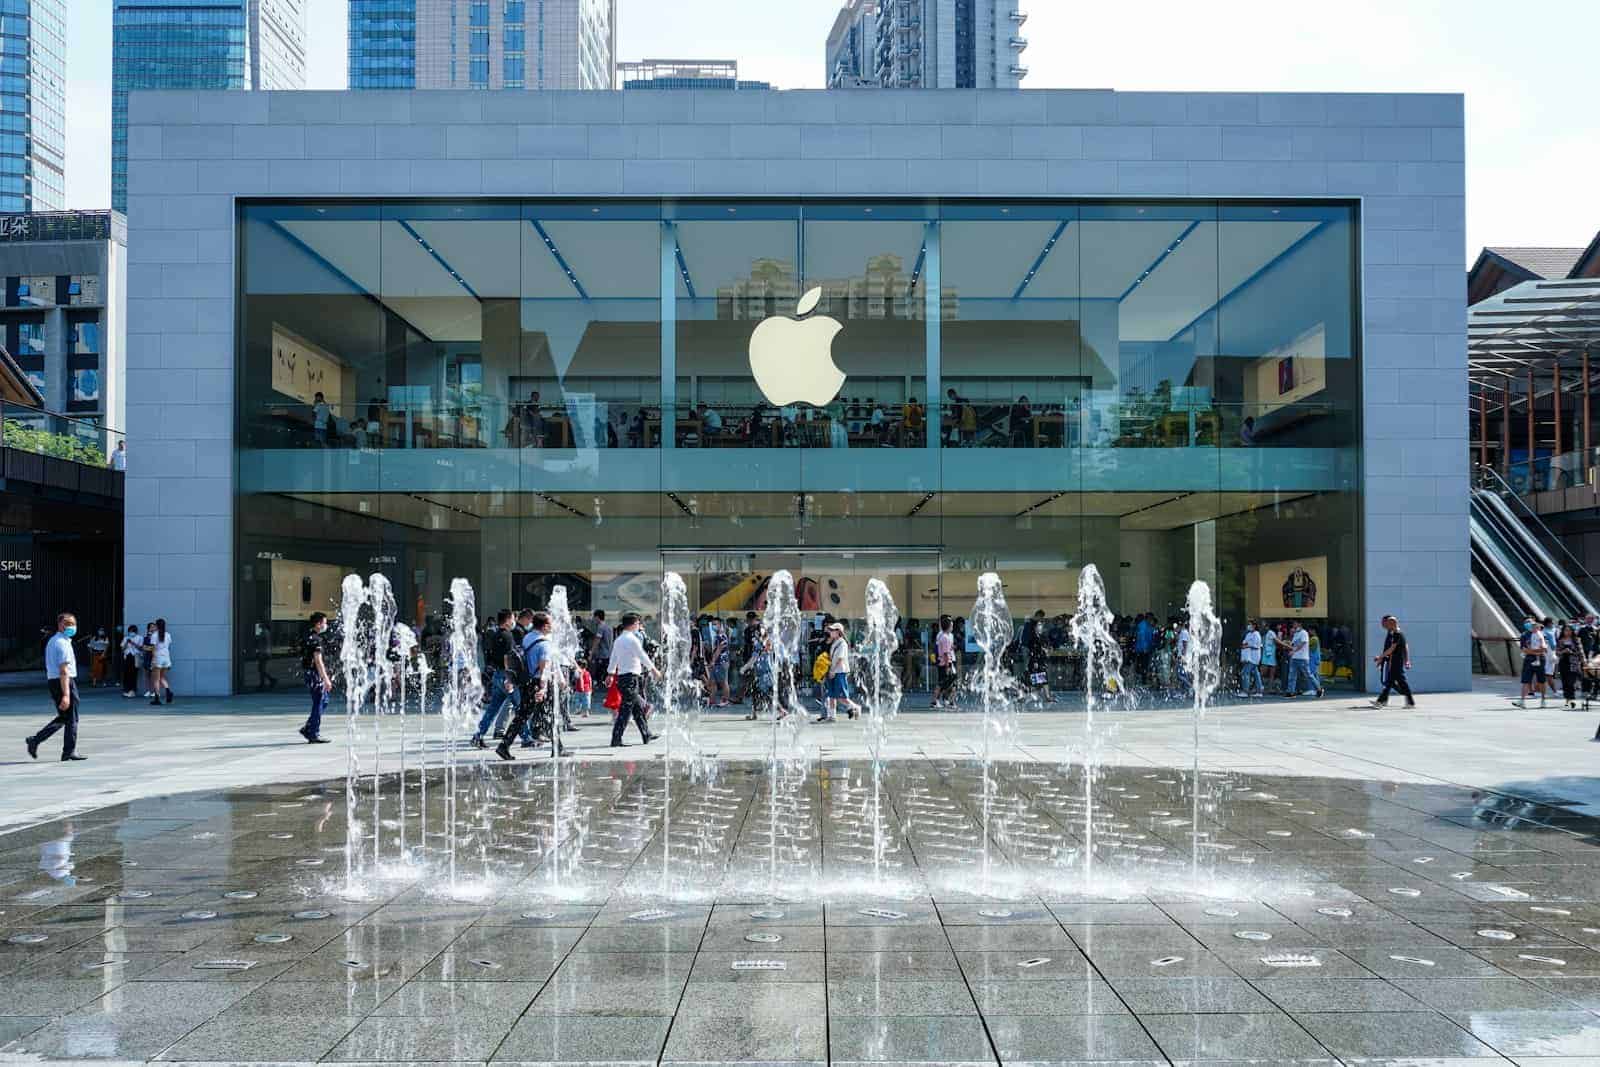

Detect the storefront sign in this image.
[1,557,32,580]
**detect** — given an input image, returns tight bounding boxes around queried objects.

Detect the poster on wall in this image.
[269,559,348,621]
[271,325,344,407]
[1245,323,1326,421]
[1246,555,1328,619]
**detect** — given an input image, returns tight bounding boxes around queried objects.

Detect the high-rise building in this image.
[0,0,66,212]
[619,60,771,92]
[349,0,616,91]
[112,0,307,212]
[349,0,417,88]
[827,0,1027,89]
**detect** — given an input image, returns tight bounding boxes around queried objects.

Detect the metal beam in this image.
[1011,220,1069,301]
[528,220,589,300]
[396,219,480,300]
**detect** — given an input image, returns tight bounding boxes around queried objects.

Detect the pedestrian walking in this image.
[607,612,659,747]
[1556,623,1583,709]
[138,621,155,697]
[1238,620,1265,697]
[1370,614,1415,709]
[252,622,278,690]
[1022,610,1055,704]
[87,628,109,687]
[932,615,957,709]
[299,611,333,743]
[816,622,862,723]
[119,625,141,697]
[1285,621,1324,698]
[471,610,522,748]
[1259,619,1278,692]
[145,619,174,705]
[1514,619,1549,708]
[497,611,566,761]
[26,613,86,761]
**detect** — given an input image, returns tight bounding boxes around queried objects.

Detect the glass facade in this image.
[0,0,66,213]
[349,0,417,88]
[113,0,305,212]
[236,197,1361,694]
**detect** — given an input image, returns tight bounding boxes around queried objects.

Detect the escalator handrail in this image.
[1474,464,1600,611]
[1473,485,1599,618]
[1470,529,1548,622]
[1470,498,1575,619]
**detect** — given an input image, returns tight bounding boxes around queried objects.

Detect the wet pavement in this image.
[2,753,1599,1065]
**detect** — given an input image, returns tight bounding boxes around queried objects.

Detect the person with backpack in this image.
[470,611,521,747]
[298,611,333,743]
[496,611,565,761]
[1021,610,1054,704]
[815,622,862,723]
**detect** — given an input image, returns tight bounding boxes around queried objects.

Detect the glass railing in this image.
[238,397,1353,453]
[0,399,125,472]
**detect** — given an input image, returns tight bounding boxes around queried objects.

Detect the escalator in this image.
[1469,468,1600,628]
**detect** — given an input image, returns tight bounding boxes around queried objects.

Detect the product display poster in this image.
[1247,555,1328,619]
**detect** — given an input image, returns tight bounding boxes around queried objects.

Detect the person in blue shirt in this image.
[28,613,86,761]
[1134,614,1156,685]
[496,611,564,761]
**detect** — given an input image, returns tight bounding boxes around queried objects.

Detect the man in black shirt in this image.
[299,612,333,743]
[1369,614,1415,709]
[471,611,520,747]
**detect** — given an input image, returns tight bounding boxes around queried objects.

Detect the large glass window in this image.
[234,198,1361,697]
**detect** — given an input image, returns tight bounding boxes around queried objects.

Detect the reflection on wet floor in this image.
[1,757,1599,1064]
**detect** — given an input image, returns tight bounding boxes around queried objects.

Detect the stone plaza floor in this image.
[2,679,1599,1064]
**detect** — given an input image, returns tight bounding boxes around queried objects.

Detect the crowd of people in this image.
[1511,612,1600,711]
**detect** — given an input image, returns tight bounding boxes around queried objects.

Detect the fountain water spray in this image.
[441,577,483,889]
[1068,564,1126,888]
[544,587,584,888]
[367,575,396,872]
[1182,580,1223,882]
[862,578,903,882]
[393,622,417,860]
[760,569,807,897]
[338,574,368,893]
[970,573,1015,892]
[657,573,704,893]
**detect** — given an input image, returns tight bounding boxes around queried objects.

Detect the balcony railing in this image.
[0,399,126,497]
[240,397,1351,454]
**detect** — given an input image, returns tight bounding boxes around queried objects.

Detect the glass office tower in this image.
[112,0,305,211]
[235,197,1362,693]
[349,0,416,89]
[0,0,66,212]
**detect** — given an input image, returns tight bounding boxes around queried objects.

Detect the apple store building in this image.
[124,89,1469,695]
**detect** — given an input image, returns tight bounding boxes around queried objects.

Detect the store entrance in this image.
[661,548,942,693]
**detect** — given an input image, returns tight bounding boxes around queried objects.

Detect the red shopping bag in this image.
[603,675,622,711]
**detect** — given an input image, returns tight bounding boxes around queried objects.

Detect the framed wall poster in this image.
[1246,555,1328,619]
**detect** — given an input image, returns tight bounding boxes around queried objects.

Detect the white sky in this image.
[66,0,1600,264]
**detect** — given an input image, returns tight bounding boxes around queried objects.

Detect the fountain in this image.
[1067,563,1126,887]
[862,578,903,884]
[337,574,368,893]
[970,573,1015,892]
[441,577,483,889]
[760,569,808,897]
[1182,580,1223,882]
[544,587,582,889]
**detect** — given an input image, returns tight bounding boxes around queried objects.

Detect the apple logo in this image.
[747,286,845,407]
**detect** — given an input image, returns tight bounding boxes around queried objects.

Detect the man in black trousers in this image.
[1369,614,1415,709]
[607,612,659,747]
[27,612,87,761]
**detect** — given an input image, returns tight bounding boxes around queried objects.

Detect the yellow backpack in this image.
[812,651,830,683]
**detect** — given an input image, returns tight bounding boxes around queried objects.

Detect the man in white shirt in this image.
[1238,621,1264,697]
[1286,622,1323,698]
[27,612,86,761]
[816,622,862,723]
[109,441,126,471]
[607,613,659,748]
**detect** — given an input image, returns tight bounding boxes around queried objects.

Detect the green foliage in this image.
[2,418,107,466]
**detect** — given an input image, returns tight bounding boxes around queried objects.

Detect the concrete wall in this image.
[124,87,1467,695]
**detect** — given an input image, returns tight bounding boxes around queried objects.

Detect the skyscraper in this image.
[112,0,307,212]
[826,0,1028,89]
[349,0,616,92]
[619,60,771,92]
[0,0,66,212]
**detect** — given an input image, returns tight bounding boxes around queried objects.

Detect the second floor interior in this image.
[239,197,1360,496]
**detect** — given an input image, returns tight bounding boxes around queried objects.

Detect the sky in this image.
[65,0,1600,263]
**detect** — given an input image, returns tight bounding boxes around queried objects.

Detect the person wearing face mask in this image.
[26,613,86,761]
[298,611,333,743]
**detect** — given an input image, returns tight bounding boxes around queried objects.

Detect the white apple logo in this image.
[747,286,845,407]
